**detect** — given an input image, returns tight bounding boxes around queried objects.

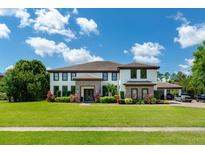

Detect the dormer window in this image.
[140,69,147,79]
[131,69,137,79]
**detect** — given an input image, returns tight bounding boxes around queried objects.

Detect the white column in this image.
[178,89,182,96]
[164,89,167,100]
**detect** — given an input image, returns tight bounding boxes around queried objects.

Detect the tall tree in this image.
[164,72,170,82]
[192,41,205,94]
[169,72,177,83]
[157,71,164,81]
[2,59,49,102]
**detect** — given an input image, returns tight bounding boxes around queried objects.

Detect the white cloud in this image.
[123,50,128,54]
[33,9,75,40]
[0,8,32,27]
[173,12,205,48]
[5,65,14,71]
[62,48,103,64]
[76,17,99,36]
[129,42,165,64]
[172,12,190,25]
[25,37,65,57]
[72,8,78,15]
[174,24,205,48]
[0,23,10,39]
[179,58,194,75]
[26,37,103,64]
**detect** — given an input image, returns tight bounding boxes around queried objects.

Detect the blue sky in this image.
[0,8,204,74]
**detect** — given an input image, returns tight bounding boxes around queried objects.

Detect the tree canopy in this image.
[1,59,49,102]
[192,41,205,94]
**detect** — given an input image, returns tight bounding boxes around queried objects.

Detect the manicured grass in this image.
[0,131,205,144]
[0,101,205,126]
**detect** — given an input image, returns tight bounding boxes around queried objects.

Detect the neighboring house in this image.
[0,73,4,80]
[48,61,181,102]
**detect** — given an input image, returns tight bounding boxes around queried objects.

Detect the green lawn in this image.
[0,131,205,144]
[0,101,205,126]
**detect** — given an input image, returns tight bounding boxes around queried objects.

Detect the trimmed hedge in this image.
[55,97,70,103]
[100,96,115,103]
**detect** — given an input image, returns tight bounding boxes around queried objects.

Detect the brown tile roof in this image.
[157,82,182,89]
[73,74,102,81]
[48,61,160,72]
[48,61,121,72]
[119,62,159,69]
[124,81,157,86]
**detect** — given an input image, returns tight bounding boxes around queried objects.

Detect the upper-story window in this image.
[102,72,108,81]
[62,73,68,81]
[71,72,76,81]
[53,73,59,81]
[112,72,117,81]
[131,69,137,79]
[140,69,147,79]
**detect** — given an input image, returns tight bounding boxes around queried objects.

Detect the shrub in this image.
[120,91,125,99]
[55,97,70,102]
[100,96,115,103]
[124,98,133,104]
[94,92,101,102]
[47,91,55,102]
[0,92,7,100]
[151,97,157,104]
[158,100,169,104]
[154,90,160,99]
[114,95,120,103]
[138,99,145,104]
[144,94,157,104]
[132,99,139,104]
[70,94,80,102]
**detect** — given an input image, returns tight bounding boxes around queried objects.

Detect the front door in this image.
[84,89,94,102]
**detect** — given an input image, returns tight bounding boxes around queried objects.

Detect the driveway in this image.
[170,100,205,108]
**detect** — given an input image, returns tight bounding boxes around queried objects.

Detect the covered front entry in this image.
[73,74,102,102]
[83,88,94,102]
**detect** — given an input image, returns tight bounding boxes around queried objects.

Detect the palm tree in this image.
[164,72,170,82]
[157,71,164,81]
[105,83,117,96]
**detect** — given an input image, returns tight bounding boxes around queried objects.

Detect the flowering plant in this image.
[47,91,55,102]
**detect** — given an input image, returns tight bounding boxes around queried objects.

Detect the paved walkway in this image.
[1,127,205,132]
[170,100,205,108]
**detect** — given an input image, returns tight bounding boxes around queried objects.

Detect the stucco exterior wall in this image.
[119,69,157,92]
[49,68,158,98]
[50,72,119,94]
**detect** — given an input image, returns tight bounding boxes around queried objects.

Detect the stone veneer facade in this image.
[125,86,154,98]
[75,80,101,97]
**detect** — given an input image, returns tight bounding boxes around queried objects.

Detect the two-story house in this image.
[48,61,182,102]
